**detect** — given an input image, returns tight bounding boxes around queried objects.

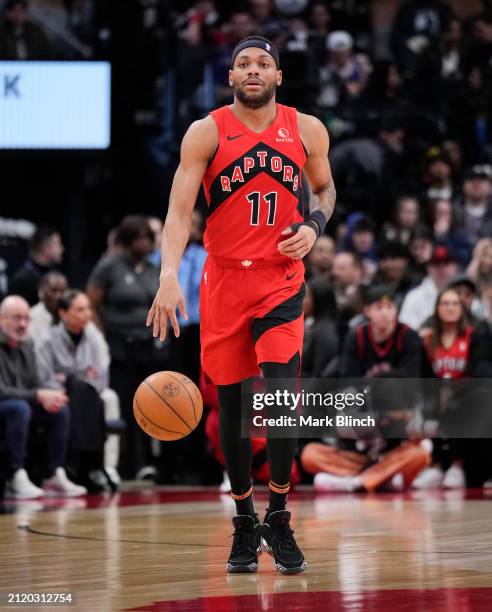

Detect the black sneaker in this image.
[261,510,307,574]
[226,515,262,573]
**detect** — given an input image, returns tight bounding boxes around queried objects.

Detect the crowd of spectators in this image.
[2,0,492,498]
[0,0,108,59]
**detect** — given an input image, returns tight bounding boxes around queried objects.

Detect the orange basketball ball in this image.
[133,371,203,441]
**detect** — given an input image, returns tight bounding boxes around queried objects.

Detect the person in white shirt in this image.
[400,245,458,330]
[30,277,121,485]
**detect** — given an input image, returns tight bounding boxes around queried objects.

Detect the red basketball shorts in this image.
[200,255,305,385]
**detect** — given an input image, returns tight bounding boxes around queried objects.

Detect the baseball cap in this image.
[362,285,396,306]
[446,273,477,293]
[352,216,375,234]
[464,164,492,181]
[327,30,353,51]
[424,145,451,167]
[429,245,457,265]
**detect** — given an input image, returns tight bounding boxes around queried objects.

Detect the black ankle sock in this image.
[265,480,290,520]
[234,491,256,517]
[268,490,288,514]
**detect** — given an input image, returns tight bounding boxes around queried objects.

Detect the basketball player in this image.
[147,36,336,574]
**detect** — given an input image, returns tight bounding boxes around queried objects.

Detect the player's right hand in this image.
[147,271,188,341]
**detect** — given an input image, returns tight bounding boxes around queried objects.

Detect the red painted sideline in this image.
[126,588,492,612]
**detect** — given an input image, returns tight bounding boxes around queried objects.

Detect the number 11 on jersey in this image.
[246,191,277,226]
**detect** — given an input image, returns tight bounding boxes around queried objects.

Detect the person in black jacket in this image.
[339,285,422,378]
[0,295,85,499]
[9,226,64,307]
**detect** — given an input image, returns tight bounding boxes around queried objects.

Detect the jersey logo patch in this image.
[276,127,293,143]
[227,134,244,141]
[241,260,252,267]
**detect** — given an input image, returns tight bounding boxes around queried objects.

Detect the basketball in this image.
[133,371,203,441]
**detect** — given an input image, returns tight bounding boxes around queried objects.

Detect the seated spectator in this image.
[0,0,57,59]
[304,286,428,493]
[455,165,492,245]
[28,271,67,341]
[306,235,335,280]
[317,30,371,109]
[28,272,119,484]
[341,213,378,281]
[428,198,472,264]
[408,224,434,278]
[436,274,485,330]
[421,287,487,380]
[339,286,422,379]
[466,237,492,288]
[400,245,459,330]
[302,277,339,377]
[381,195,420,245]
[449,272,482,313]
[331,251,363,333]
[373,241,419,309]
[9,226,64,307]
[416,287,492,489]
[420,147,454,202]
[35,289,121,489]
[0,295,85,498]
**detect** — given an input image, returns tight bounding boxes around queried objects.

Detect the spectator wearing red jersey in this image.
[416,287,492,489]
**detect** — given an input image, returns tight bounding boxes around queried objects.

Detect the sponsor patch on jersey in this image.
[276,127,293,143]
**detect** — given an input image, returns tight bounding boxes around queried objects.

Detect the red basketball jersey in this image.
[202,104,307,261]
[425,326,473,379]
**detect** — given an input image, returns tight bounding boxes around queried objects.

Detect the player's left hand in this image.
[277,224,317,260]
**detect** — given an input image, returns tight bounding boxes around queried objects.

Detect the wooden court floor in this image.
[1,486,492,611]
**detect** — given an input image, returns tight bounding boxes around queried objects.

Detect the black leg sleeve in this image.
[260,353,300,489]
[218,381,254,494]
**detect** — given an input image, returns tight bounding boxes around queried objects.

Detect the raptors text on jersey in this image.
[202,104,307,261]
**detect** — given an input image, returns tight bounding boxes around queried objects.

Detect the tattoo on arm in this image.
[310,182,337,223]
